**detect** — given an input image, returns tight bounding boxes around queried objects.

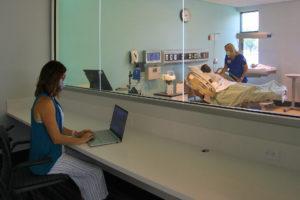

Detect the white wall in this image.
[239,0,300,101]
[0,0,51,124]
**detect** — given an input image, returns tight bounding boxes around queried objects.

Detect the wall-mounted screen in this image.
[145,51,162,64]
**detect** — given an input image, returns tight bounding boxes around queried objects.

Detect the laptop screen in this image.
[110,105,128,140]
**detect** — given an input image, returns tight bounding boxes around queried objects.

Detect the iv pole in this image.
[210,33,220,72]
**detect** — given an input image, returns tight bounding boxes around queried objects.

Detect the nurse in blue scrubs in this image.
[220,43,248,83]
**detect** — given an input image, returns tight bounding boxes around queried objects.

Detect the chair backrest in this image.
[0,179,11,200]
[0,126,12,190]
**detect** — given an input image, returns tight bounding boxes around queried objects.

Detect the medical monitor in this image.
[83,69,113,91]
[144,51,162,64]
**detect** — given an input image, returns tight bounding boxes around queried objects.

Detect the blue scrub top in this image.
[225,54,248,83]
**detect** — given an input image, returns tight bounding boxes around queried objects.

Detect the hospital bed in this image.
[186,67,286,107]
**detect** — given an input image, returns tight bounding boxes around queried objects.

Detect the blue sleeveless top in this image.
[29,93,63,175]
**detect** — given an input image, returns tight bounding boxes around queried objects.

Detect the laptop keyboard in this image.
[95,130,117,142]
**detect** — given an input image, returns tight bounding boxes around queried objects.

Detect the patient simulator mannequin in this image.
[187,64,287,107]
[186,64,235,102]
[199,64,236,93]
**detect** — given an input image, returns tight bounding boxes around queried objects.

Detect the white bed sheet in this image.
[247,64,277,77]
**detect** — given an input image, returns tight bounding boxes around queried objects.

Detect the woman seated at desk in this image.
[30,61,108,200]
[186,64,286,107]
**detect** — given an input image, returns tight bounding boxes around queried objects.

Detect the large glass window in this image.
[55,1,300,118]
[56,0,101,88]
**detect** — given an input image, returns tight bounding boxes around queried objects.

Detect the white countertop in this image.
[6,97,300,200]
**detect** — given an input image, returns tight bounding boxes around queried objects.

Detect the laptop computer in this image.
[88,105,128,147]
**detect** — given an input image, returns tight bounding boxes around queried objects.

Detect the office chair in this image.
[0,126,71,200]
[3,125,31,166]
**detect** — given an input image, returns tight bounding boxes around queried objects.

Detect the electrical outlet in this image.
[265,149,281,162]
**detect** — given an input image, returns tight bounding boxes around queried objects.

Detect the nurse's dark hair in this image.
[35,60,66,97]
[201,64,211,73]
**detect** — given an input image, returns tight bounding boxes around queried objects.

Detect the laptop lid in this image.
[83,69,113,91]
[109,105,128,141]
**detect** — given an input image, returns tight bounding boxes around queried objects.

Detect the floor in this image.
[268,106,300,116]
[261,100,300,116]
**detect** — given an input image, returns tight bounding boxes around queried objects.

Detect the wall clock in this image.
[180,8,191,23]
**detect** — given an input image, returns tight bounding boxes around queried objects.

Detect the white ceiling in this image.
[204,0,296,7]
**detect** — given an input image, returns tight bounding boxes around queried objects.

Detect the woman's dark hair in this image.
[201,64,212,73]
[35,60,66,97]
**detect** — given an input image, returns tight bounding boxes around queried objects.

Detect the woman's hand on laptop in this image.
[74,129,93,137]
[80,132,94,143]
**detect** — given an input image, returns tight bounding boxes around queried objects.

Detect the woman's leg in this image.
[48,154,108,200]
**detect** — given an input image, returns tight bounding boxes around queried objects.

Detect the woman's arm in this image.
[62,127,73,136]
[37,98,93,145]
[239,63,248,82]
[220,65,228,75]
[63,127,92,138]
